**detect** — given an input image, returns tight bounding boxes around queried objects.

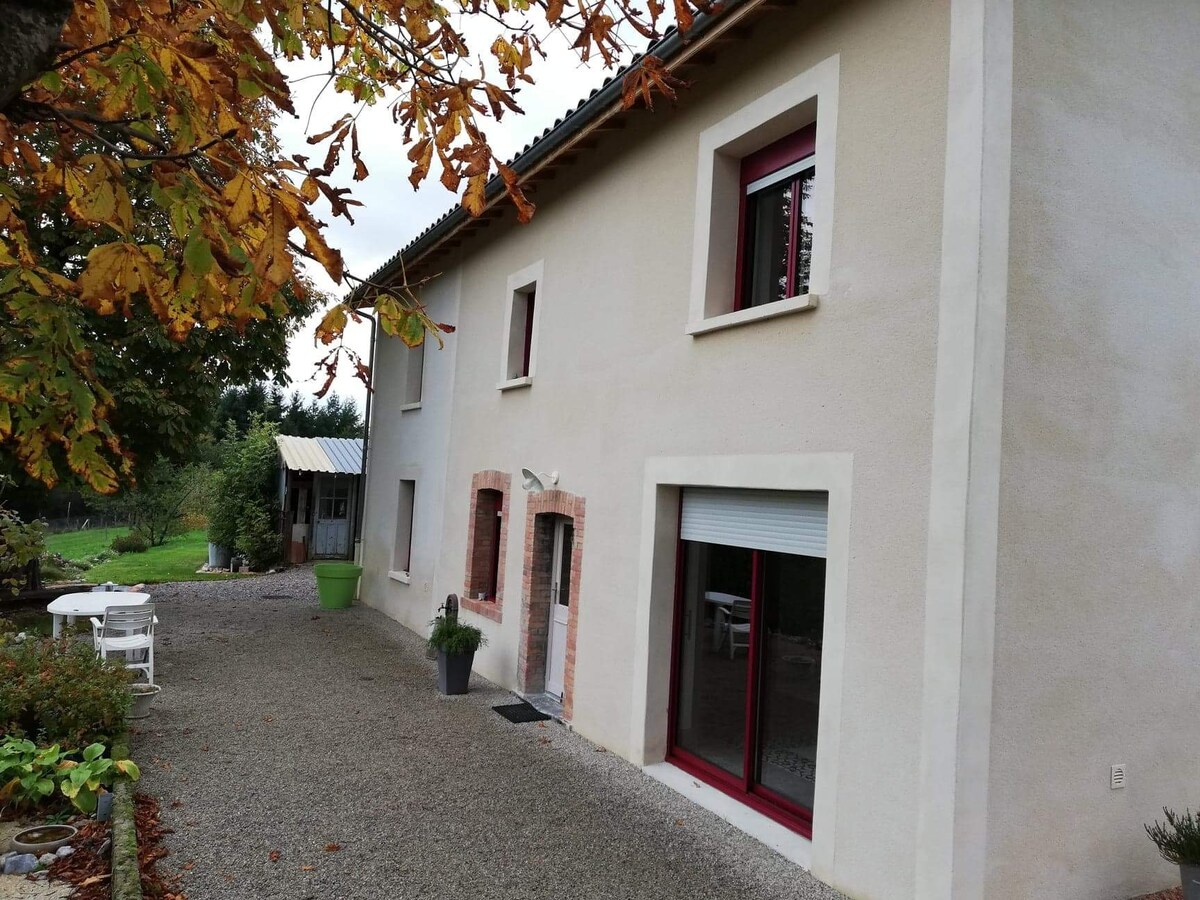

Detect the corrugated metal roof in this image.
[317,437,365,474]
[276,435,363,475]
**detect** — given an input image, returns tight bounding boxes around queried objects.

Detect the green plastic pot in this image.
[314,563,363,609]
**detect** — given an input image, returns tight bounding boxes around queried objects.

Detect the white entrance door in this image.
[545,517,573,699]
[313,481,351,557]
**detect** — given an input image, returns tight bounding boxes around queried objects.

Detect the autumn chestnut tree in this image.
[0,0,699,493]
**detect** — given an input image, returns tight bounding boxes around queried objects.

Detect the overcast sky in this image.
[276,24,645,409]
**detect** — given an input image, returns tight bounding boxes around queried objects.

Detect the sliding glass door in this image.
[668,488,827,835]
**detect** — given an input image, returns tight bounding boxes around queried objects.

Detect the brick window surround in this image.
[462,470,511,622]
[517,489,586,720]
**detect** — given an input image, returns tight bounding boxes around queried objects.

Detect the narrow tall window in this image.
[403,342,424,406]
[393,479,416,574]
[506,285,537,380]
[468,488,504,601]
[735,126,816,310]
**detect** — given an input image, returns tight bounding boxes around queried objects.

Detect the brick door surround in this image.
[461,470,510,622]
[517,489,586,720]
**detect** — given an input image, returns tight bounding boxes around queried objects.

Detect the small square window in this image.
[735,126,816,310]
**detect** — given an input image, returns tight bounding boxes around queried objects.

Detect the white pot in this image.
[127,684,161,719]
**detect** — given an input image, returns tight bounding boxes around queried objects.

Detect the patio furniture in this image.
[47,591,150,638]
[715,606,752,658]
[91,604,156,683]
[704,592,752,652]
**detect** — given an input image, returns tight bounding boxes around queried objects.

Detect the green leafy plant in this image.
[0,506,46,598]
[1147,808,1200,866]
[209,420,282,568]
[0,736,141,815]
[427,617,487,656]
[0,638,132,745]
[110,533,149,554]
[57,742,140,815]
[0,737,68,811]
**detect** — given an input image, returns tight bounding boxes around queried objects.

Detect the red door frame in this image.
[665,518,815,839]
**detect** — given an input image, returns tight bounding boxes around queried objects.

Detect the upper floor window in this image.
[686,56,837,336]
[507,287,536,379]
[402,342,424,408]
[736,126,815,310]
[499,261,543,390]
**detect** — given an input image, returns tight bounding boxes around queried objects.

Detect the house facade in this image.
[355,0,1200,898]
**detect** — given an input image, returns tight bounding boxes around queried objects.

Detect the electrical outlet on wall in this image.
[1111,764,1127,789]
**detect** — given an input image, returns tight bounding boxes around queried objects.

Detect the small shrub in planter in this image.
[1147,807,1200,900]
[0,638,132,745]
[427,616,486,695]
[110,533,148,554]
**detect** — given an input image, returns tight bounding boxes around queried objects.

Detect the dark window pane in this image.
[743,180,793,308]
[557,522,573,606]
[754,551,825,811]
[674,541,753,779]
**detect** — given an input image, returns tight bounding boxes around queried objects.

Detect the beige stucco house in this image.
[351,0,1200,897]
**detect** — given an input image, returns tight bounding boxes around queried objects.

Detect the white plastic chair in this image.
[715,603,752,659]
[91,605,155,684]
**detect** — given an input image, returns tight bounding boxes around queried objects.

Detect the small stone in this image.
[3,853,38,875]
[38,852,57,867]
[31,869,48,880]
[55,846,74,858]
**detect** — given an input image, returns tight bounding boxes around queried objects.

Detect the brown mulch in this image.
[134,794,186,900]
[44,795,185,900]
[45,818,111,900]
[1134,890,1181,900]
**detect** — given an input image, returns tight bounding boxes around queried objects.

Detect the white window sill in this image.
[497,376,533,392]
[399,401,422,412]
[686,294,820,337]
[387,570,411,584]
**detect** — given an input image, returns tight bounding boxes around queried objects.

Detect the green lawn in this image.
[45,526,129,560]
[46,528,238,584]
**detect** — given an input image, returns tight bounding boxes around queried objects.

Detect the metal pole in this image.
[352,309,377,558]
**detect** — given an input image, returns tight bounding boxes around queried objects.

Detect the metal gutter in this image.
[350,0,761,303]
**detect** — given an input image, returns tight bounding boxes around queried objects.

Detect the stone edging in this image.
[109,731,141,900]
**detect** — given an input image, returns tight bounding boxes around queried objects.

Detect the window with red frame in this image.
[735,125,817,310]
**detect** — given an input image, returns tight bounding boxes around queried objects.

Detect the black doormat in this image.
[492,702,551,724]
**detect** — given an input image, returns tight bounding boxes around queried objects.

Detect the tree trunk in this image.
[0,1,73,113]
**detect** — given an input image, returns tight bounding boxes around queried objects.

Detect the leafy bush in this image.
[210,420,282,567]
[110,533,149,554]
[0,737,141,815]
[0,639,132,745]
[427,616,487,655]
[238,503,282,570]
[1147,808,1200,865]
[0,507,46,598]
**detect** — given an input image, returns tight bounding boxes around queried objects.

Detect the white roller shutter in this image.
[680,487,828,558]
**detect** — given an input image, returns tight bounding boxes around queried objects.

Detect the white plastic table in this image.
[47,591,151,638]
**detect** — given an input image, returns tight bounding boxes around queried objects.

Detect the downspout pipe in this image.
[352,309,377,565]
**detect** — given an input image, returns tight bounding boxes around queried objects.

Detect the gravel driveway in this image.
[137,567,844,900]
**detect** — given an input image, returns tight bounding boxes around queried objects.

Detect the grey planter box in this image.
[437,650,476,695]
[1182,864,1200,900]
